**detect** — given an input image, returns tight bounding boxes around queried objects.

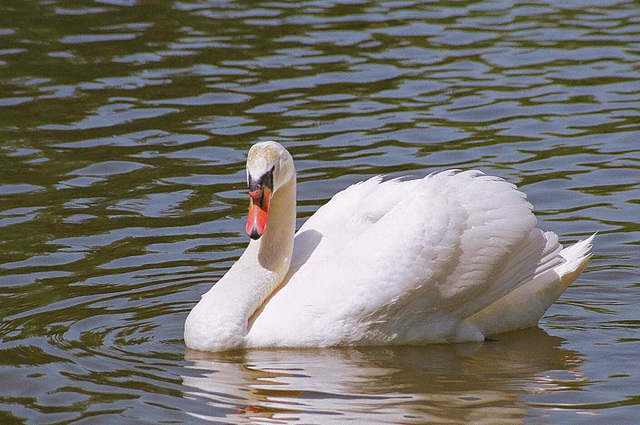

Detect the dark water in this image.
[1,0,639,424]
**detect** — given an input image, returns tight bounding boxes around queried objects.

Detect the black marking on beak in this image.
[249,228,261,240]
[248,166,274,195]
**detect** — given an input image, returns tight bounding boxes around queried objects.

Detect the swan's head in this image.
[245,141,294,240]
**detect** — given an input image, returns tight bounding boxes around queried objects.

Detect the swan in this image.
[184,141,594,352]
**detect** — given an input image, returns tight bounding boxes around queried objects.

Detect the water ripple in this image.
[0,0,638,423]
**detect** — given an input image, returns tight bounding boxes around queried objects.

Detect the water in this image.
[0,0,638,423]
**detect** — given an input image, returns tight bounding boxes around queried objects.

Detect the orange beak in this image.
[246,185,271,239]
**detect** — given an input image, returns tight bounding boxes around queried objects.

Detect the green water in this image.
[1,1,639,424]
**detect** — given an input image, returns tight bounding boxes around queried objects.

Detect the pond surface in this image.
[1,0,639,424]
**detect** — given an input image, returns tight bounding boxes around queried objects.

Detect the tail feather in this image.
[557,233,595,288]
[466,233,595,337]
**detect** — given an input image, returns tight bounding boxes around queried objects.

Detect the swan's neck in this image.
[184,177,296,351]
[254,177,296,276]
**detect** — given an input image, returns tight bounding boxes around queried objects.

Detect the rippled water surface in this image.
[1,0,639,424]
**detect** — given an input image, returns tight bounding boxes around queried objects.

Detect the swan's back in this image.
[246,170,593,348]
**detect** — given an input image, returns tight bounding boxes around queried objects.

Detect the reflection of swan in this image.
[184,141,594,352]
[182,329,584,424]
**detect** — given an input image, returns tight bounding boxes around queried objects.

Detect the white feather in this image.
[184,142,594,352]
[245,171,593,347]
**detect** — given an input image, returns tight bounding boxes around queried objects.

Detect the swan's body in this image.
[184,141,593,352]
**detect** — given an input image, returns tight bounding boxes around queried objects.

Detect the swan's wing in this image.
[330,171,538,338]
[249,171,541,346]
[287,175,419,277]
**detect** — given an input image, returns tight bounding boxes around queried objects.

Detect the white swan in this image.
[184,141,594,352]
